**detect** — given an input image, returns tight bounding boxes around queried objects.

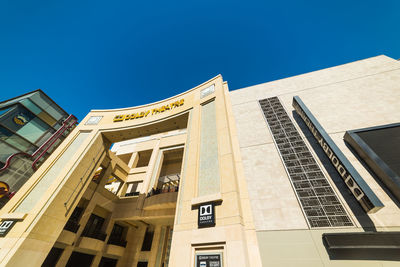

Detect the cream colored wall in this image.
[169,77,262,267]
[230,55,400,266]
[0,75,261,267]
[230,55,400,230]
[256,227,400,267]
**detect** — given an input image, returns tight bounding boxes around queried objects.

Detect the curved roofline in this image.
[90,75,222,113]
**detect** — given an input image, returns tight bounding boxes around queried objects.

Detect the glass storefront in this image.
[0,89,76,209]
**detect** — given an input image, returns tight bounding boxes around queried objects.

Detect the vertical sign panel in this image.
[198,202,215,228]
[259,97,353,227]
[293,96,384,213]
[198,101,220,196]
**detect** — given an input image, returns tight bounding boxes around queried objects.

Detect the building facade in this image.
[0,55,399,267]
[0,90,77,209]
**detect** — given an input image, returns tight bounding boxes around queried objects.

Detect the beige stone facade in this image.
[0,55,400,266]
[231,55,400,267]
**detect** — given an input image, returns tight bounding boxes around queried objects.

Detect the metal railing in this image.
[147,173,180,197]
[32,114,78,170]
[0,114,78,174]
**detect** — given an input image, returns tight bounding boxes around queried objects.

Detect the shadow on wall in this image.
[325,247,400,261]
[343,141,400,210]
[292,111,377,232]
[322,231,400,261]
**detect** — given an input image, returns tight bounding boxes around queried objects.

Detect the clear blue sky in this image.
[1,0,399,120]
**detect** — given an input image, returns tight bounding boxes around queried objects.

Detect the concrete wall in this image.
[230,55,400,266]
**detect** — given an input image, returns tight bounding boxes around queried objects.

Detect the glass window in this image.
[34,128,56,147]
[0,107,10,117]
[0,126,36,154]
[16,117,50,144]
[21,98,57,127]
[0,105,35,133]
[0,142,19,163]
[20,99,42,115]
[29,91,64,121]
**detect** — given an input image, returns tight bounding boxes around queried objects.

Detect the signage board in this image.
[113,99,184,122]
[0,220,17,237]
[198,202,215,228]
[292,96,384,213]
[196,254,221,267]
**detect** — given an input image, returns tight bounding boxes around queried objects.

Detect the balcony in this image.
[105,244,126,257]
[147,173,180,197]
[57,229,76,246]
[81,229,107,241]
[108,237,127,247]
[79,236,105,252]
[143,191,178,210]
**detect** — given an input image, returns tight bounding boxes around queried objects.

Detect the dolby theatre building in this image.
[0,55,400,267]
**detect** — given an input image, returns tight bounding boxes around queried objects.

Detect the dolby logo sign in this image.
[198,203,215,228]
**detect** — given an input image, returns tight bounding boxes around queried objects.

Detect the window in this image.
[110,224,123,240]
[108,223,127,247]
[99,257,118,267]
[0,142,19,163]
[66,252,94,267]
[41,247,63,267]
[125,181,141,196]
[0,126,36,154]
[82,214,106,240]
[64,206,83,233]
[141,227,154,251]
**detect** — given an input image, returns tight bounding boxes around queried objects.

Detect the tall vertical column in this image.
[118,152,139,197]
[140,140,162,194]
[128,152,139,169]
[140,139,164,193]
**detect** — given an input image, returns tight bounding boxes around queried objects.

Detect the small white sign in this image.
[200,85,215,99]
[85,116,103,125]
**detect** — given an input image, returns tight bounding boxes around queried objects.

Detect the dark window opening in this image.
[99,257,118,267]
[141,227,154,251]
[41,247,63,267]
[64,206,83,233]
[125,181,141,197]
[82,213,107,241]
[108,223,127,247]
[66,252,94,267]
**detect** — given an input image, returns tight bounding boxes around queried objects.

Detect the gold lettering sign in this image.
[113,99,184,122]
